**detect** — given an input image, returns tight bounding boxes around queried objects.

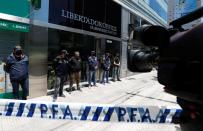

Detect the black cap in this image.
[14,45,22,52]
[13,45,23,55]
[61,50,68,54]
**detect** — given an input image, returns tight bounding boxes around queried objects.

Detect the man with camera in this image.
[4,45,29,100]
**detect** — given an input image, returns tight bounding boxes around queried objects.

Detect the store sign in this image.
[0,0,30,18]
[49,0,121,37]
[0,20,29,32]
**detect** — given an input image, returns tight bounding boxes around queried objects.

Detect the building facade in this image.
[168,0,202,29]
[0,0,168,98]
[0,0,122,98]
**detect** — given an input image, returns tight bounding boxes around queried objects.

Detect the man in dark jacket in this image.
[69,51,82,91]
[88,51,98,87]
[53,50,69,101]
[4,46,29,100]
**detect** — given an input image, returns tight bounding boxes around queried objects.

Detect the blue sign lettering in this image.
[40,104,48,118]
[6,102,15,116]
[27,103,37,117]
[117,107,127,122]
[92,107,103,121]
[16,103,26,117]
[62,105,73,120]
[155,109,170,123]
[138,108,152,122]
[51,104,58,119]
[80,106,91,120]
[127,107,138,122]
[103,107,114,121]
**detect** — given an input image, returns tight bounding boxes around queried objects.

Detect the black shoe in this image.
[118,79,121,81]
[53,98,57,102]
[78,88,82,92]
[59,94,66,97]
[52,96,57,102]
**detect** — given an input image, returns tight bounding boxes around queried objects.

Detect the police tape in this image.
[0,99,182,123]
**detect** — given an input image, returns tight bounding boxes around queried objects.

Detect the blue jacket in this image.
[88,56,98,71]
[5,54,29,80]
[103,57,111,71]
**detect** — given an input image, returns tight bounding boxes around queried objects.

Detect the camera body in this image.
[128,7,203,112]
[128,23,203,104]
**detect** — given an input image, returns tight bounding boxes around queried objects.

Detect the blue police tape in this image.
[0,99,182,123]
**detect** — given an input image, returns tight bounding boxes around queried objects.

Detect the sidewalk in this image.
[33,70,178,108]
[37,71,157,103]
[46,72,140,95]
[0,70,182,131]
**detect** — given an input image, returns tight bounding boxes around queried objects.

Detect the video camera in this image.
[128,7,203,106]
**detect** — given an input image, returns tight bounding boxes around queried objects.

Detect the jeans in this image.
[102,70,109,83]
[113,66,120,80]
[88,70,96,86]
[11,78,29,100]
[53,76,66,99]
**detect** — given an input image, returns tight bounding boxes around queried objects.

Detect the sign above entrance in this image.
[0,0,30,32]
[49,0,121,38]
[0,20,29,32]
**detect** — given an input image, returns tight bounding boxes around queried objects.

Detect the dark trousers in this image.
[113,66,120,80]
[88,70,96,86]
[54,76,66,99]
[11,78,29,100]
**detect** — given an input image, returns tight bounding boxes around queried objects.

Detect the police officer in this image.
[4,45,29,100]
[52,50,69,101]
